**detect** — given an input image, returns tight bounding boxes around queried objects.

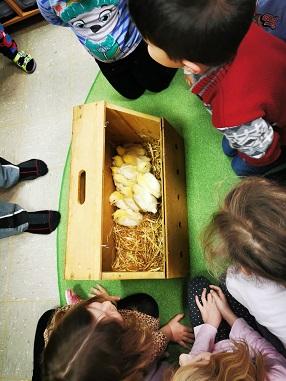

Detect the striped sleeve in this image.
[220,117,275,159]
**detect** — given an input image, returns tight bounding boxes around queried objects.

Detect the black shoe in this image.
[26,210,61,234]
[18,159,48,181]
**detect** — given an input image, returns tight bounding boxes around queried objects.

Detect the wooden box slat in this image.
[65,102,105,280]
[162,119,189,278]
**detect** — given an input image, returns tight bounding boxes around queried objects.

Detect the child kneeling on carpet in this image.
[128,0,286,176]
[203,177,286,354]
[171,279,286,381]
[36,0,176,100]
[32,285,193,381]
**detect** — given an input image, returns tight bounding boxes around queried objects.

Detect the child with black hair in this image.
[0,23,36,73]
[128,0,286,176]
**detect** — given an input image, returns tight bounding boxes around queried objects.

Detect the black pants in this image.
[32,293,159,381]
[96,40,177,99]
[187,276,286,356]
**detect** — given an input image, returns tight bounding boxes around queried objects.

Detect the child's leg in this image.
[0,201,60,238]
[32,309,55,381]
[0,158,20,188]
[0,201,29,238]
[0,157,48,189]
[187,276,231,342]
[222,136,237,157]
[0,22,18,60]
[131,41,177,93]
[117,293,159,318]
[95,40,176,99]
[0,23,36,73]
[231,154,286,176]
[96,57,145,99]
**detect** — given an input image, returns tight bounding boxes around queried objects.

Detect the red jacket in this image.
[192,22,286,166]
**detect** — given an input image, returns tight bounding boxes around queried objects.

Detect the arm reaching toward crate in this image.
[161,313,194,348]
[88,284,121,303]
[89,285,194,347]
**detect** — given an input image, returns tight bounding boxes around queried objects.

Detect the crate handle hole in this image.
[178,221,182,228]
[175,143,178,150]
[177,194,180,200]
[176,169,180,175]
[180,251,183,258]
[78,170,86,204]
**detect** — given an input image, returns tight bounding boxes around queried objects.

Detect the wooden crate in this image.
[65,101,189,280]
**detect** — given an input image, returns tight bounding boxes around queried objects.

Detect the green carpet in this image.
[57,70,237,325]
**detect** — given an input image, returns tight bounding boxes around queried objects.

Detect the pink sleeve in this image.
[191,324,217,355]
[230,318,286,380]
[179,324,217,366]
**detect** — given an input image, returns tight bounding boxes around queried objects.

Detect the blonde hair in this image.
[172,342,265,381]
[203,177,286,284]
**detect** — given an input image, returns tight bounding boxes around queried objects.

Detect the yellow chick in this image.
[125,144,146,156]
[117,164,137,180]
[109,191,129,210]
[110,189,139,212]
[119,186,133,197]
[111,167,119,175]
[124,197,140,212]
[137,173,161,198]
[112,155,124,167]
[136,157,151,173]
[113,174,136,188]
[113,209,143,227]
[116,146,126,156]
[133,184,158,214]
[122,153,138,166]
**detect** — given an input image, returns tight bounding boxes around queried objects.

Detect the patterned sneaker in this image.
[13,50,36,74]
[65,289,82,305]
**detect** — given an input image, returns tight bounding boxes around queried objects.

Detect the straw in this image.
[111,139,164,272]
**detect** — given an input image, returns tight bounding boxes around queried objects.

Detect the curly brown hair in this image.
[203,177,286,285]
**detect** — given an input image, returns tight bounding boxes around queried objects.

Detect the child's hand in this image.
[88,284,121,303]
[209,285,237,327]
[195,288,222,328]
[161,314,194,348]
[209,285,230,313]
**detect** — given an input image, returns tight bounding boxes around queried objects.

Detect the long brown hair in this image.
[203,177,286,285]
[172,341,265,381]
[43,298,153,381]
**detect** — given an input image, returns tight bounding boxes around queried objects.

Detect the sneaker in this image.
[65,289,82,305]
[13,50,36,74]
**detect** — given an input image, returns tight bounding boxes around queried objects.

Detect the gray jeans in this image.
[0,160,29,238]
